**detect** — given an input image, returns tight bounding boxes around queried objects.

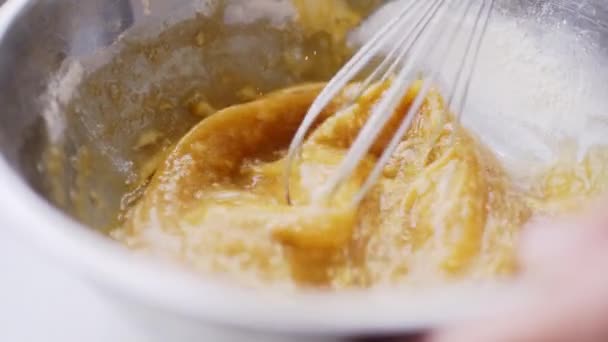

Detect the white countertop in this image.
[0,231,150,342]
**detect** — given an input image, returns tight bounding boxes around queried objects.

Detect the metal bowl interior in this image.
[1,0,608,337]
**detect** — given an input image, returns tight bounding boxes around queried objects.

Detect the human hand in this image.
[429,206,608,342]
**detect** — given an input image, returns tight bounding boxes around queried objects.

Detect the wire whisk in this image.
[284,0,495,206]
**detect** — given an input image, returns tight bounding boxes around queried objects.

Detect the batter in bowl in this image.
[104,1,608,291]
[112,81,542,289]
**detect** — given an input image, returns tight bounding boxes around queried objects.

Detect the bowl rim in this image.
[0,0,530,336]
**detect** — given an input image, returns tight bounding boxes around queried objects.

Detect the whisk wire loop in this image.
[318,0,452,199]
[284,0,495,206]
[284,1,419,195]
[354,0,484,204]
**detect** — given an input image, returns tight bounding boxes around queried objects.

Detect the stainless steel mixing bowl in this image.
[1,0,607,341]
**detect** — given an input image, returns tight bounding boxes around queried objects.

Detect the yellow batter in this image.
[112,81,551,289]
[55,0,605,291]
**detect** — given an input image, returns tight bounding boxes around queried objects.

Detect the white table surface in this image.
[0,231,151,342]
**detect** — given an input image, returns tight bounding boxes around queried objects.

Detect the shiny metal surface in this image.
[0,0,607,340]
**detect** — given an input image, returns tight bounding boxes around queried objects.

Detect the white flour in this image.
[352,1,608,175]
